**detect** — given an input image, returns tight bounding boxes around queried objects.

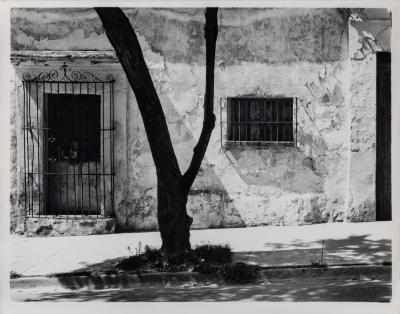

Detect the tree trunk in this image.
[95,7,218,253]
[157,179,192,252]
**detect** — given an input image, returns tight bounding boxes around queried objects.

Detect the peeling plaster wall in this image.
[10,67,21,232]
[345,55,377,222]
[9,8,390,233]
[344,15,391,222]
[11,8,347,64]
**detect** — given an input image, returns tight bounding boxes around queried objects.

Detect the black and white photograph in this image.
[1,2,397,308]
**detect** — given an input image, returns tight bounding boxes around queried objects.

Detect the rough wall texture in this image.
[25,217,115,236]
[347,55,376,221]
[10,67,20,232]
[344,15,392,222]
[9,8,391,234]
[11,8,347,64]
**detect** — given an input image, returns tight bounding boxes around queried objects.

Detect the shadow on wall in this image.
[122,85,337,231]
[226,146,325,194]
[120,89,246,231]
[117,189,246,233]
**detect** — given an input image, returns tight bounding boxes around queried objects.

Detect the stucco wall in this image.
[345,14,391,221]
[9,8,391,233]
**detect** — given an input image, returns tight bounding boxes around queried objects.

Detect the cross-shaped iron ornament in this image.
[60,62,70,77]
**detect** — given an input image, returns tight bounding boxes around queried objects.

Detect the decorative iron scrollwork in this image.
[22,62,114,82]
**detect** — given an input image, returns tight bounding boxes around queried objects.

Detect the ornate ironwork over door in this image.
[22,63,115,218]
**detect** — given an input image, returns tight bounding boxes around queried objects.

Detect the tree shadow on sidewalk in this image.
[234,235,391,266]
[22,233,390,300]
[69,234,391,273]
[20,275,391,302]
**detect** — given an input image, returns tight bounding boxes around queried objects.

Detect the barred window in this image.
[227,97,296,146]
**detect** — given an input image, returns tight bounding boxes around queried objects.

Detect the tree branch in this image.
[182,8,218,194]
[95,7,182,186]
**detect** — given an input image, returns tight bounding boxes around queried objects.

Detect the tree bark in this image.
[157,180,192,252]
[95,7,218,253]
[182,8,218,195]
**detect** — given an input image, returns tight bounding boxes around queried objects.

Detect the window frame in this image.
[225,96,298,147]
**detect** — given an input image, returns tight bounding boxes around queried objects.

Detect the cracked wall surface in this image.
[10,8,391,234]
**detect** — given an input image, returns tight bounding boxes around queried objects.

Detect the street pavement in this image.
[11,271,391,302]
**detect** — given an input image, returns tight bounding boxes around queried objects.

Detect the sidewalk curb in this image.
[10,265,391,292]
[260,264,391,279]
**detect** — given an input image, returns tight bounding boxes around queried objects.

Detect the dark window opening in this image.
[227,97,295,145]
[47,94,100,163]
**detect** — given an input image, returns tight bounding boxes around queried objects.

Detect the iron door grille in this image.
[22,63,115,218]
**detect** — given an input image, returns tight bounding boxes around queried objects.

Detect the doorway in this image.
[45,94,101,216]
[376,51,391,221]
[22,64,116,218]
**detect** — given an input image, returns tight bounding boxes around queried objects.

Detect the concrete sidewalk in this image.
[9,222,392,276]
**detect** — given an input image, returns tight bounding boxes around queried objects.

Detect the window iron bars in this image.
[22,63,115,219]
[223,97,298,147]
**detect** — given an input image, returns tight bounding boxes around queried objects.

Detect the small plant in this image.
[117,254,147,270]
[221,262,260,284]
[320,240,325,265]
[194,244,232,264]
[116,243,238,276]
[118,243,158,271]
[309,260,328,268]
[166,250,200,270]
[143,245,163,263]
[136,241,143,255]
[309,240,327,267]
[117,246,199,272]
[10,271,22,279]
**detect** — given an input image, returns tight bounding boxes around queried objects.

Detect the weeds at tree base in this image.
[10,271,22,279]
[117,254,148,271]
[193,244,232,264]
[221,262,261,284]
[116,244,260,284]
